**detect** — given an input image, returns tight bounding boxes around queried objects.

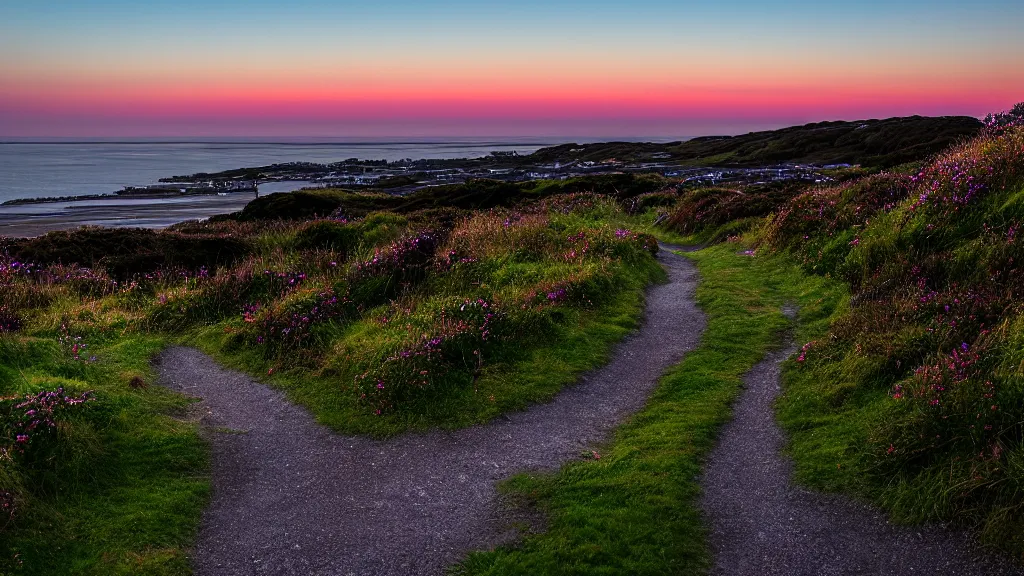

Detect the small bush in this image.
[347,231,441,305]
[293,220,362,254]
[9,228,252,279]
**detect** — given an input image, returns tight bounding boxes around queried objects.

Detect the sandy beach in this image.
[0,193,254,238]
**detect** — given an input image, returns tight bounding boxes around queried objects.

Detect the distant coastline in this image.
[0,140,551,205]
[0,115,984,237]
[2,184,256,206]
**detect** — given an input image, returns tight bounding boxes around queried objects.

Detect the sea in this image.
[0,139,559,203]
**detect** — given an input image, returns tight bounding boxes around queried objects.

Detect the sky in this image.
[1,0,1022,139]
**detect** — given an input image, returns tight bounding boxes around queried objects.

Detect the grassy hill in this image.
[2,112,1022,574]
[532,115,982,168]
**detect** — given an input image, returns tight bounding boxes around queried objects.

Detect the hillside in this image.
[533,115,983,168]
[2,111,1023,574]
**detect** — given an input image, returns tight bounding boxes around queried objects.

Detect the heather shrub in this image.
[293,220,362,254]
[0,386,95,460]
[783,127,1024,544]
[352,297,507,412]
[523,264,617,307]
[984,101,1024,132]
[664,182,807,238]
[8,228,252,279]
[246,287,356,350]
[443,212,557,262]
[148,262,310,329]
[760,173,913,275]
[625,189,680,214]
[0,362,96,536]
[346,231,440,305]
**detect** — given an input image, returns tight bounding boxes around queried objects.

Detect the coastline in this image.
[0,193,254,238]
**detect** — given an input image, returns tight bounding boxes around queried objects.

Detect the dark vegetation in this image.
[532,115,982,168]
[227,173,671,222]
[5,228,250,280]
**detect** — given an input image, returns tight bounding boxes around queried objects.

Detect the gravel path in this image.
[156,245,704,576]
[700,311,1022,576]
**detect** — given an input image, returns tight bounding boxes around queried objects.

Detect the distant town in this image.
[1,151,847,207]
[4,115,985,206]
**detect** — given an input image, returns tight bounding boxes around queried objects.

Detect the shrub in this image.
[347,231,440,305]
[353,297,507,412]
[1,387,95,456]
[293,220,362,254]
[9,228,252,279]
[443,212,556,262]
[148,263,311,329]
[664,181,810,239]
[784,126,1024,544]
[247,287,356,350]
[0,308,21,335]
[984,102,1024,132]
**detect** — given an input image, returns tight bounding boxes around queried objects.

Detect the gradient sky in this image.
[1,0,1022,138]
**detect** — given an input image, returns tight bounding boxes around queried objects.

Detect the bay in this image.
[0,139,554,203]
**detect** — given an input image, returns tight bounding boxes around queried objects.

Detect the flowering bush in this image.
[1,386,94,455]
[347,231,439,304]
[560,226,658,262]
[525,267,616,308]
[785,124,1024,539]
[57,321,94,362]
[148,264,310,328]
[766,173,912,244]
[910,127,1024,212]
[983,102,1024,133]
[0,308,21,335]
[353,298,507,412]
[443,211,556,261]
[248,288,355,349]
[0,385,95,534]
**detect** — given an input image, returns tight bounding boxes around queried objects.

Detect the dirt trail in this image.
[699,313,1022,576]
[157,245,704,576]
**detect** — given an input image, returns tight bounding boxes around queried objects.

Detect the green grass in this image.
[455,243,846,575]
[2,196,669,573]
[180,257,663,437]
[0,333,208,575]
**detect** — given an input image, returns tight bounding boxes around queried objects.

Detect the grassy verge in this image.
[455,243,846,575]
[181,257,663,437]
[0,331,208,575]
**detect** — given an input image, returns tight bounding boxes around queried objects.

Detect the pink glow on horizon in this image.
[2,65,1019,137]
[3,83,1015,117]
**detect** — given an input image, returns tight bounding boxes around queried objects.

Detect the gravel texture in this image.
[156,245,704,576]
[699,310,1023,576]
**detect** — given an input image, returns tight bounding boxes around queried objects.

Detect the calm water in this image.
[0,139,554,203]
